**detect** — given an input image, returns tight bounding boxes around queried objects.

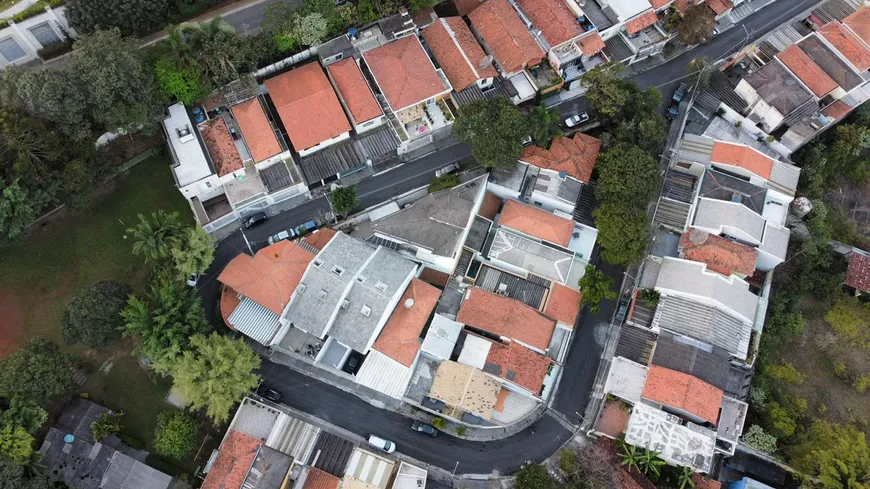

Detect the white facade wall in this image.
[0,6,74,68]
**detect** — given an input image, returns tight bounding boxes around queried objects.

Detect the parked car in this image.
[367,435,396,453]
[411,421,438,437]
[672,83,688,104]
[666,102,680,120]
[243,212,268,229]
[435,162,460,178]
[564,112,590,128]
[294,219,319,236]
[521,135,534,147]
[186,273,200,288]
[257,385,282,403]
[268,229,295,245]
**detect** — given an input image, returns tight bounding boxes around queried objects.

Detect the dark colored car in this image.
[243,212,268,229]
[257,385,282,403]
[672,83,688,104]
[295,219,320,236]
[411,421,438,437]
[667,103,680,120]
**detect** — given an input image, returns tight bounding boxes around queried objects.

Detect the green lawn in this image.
[0,155,208,475]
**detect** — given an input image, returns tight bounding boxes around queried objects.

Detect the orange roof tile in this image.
[202,431,260,489]
[819,21,870,71]
[680,228,758,276]
[327,58,383,125]
[485,340,552,393]
[468,0,545,74]
[422,17,497,92]
[710,141,774,179]
[220,285,242,329]
[264,63,351,152]
[844,7,870,48]
[515,0,583,47]
[301,227,337,251]
[373,279,441,367]
[217,240,315,315]
[673,0,690,14]
[649,0,670,8]
[624,10,658,36]
[776,45,838,97]
[499,199,575,246]
[822,99,853,120]
[478,191,502,220]
[303,468,341,489]
[706,0,733,15]
[642,365,724,424]
[457,287,556,351]
[364,35,447,111]
[691,475,723,489]
[232,98,283,163]
[520,132,601,183]
[418,267,450,287]
[845,251,870,292]
[544,283,582,326]
[577,31,606,55]
[201,118,244,176]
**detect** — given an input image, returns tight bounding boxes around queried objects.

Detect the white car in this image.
[435,163,460,178]
[367,435,396,453]
[268,229,294,245]
[564,112,590,128]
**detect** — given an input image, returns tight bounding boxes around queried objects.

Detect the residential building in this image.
[343,448,395,489]
[231,96,291,167]
[544,283,583,330]
[0,5,75,68]
[264,62,352,156]
[427,360,501,420]
[457,333,554,398]
[421,17,497,93]
[362,34,454,141]
[326,57,387,133]
[456,287,556,354]
[40,399,186,489]
[845,249,870,295]
[733,60,814,133]
[218,240,316,345]
[679,228,758,278]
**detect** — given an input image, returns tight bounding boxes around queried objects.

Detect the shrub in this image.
[854,373,870,393]
[154,411,199,459]
[638,288,660,307]
[455,426,466,436]
[429,174,460,192]
[431,417,446,430]
[743,425,777,454]
[766,362,807,385]
[37,39,74,61]
[91,412,124,441]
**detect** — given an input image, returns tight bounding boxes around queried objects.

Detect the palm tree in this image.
[127,210,182,263]
[677,466,696,489]
[639,449,667,478]
[527,105,564,149]
[161,24,198,68]
[618,441,643,474]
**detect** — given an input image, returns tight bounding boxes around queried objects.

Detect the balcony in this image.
[526,63,563,94]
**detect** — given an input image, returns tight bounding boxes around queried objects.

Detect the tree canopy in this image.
[128,211,183,263]
[67,0,169,36]
[595,145,661,208]
[527,105,563,149]
[62,280,132,348]
[0,338,76,403]
[90,412,123,442]
[171,227,215,278]
[153,411,199,459]
[577,265,617,315]
[0,426,32,466]
[677,5,716,45]
[0,398,48,435]
[453,98,527,168]
[329,185,358,218]
[593,203,650,266]
[791,420,870,489]
[170,333,261,423]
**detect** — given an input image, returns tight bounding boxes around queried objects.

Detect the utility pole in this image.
[240,227,254,255]
[452,461,459,477]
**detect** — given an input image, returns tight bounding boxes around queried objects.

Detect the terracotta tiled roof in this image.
[577,31,606,55]
[326,58,383,125]
[478,191,502,220]
[673,0,690,14]
[679,228,757,276]
[499,199,575,246]
[304,468,341,489]
[624,9,658,36]
[468,0,545,74]
[301,227,337,251]
[419,267,450,287]
[649,0,670,9]
[822,99,853,120]
[457,287,556,351]
[691,474,723,489]
[544,283,582,326]
[819,21,870,71]
[710,141,774,179]
[373,278,441,367]
[422,17,497,92]
[520,132,601,183]
[485,340,552,393]
[217,240,315,315]
[776,45,838,97]
[201,118,244,176]
[845,251,870,292]
[844,7,870,48]
[642,365,724,424]
[515,0,583,47]
[202,431,260,489]
[706,0,733,15]
[264,63,351,152]
[364,35,447,111]
[455,0,483,15]
[232,98,282,163]
[220,285,242,328]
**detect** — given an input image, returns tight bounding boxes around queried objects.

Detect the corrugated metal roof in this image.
[652,294,752,359]
[614,324,657,365]
[763,24,808,52]
[228,297,281,345]
[354,350,413,399]
[813,0,863,24]
[677,135,715,165]
[768,161,801,195]
[604,34,634,63]
[653,198,692,232]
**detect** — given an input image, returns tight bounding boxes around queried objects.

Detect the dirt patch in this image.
[0,290,25,358]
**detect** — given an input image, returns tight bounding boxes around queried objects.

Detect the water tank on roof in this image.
[63,434,74,443]
[348,27,359,38]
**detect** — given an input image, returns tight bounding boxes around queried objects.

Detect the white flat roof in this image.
[163,103,212,187]
[421,314,462,360]
[609,0,652,21]
[603,356,648,404]
[625,402,715,473]
[457,334,492,370]
[355,350,412,399]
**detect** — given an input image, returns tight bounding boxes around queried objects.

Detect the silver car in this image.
[564,112,590,127]
[268,229,294,245]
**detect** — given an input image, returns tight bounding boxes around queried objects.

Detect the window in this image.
[205,181,213,188]
[0,37,27,63]
[28,22,61,48]
[331,265,345,276]
[374,281,388,293]
[318,289,328,300]
[360,305,372,317]
[313,259,323,267]
[297,283,307,293]
[356,276,367,283]
[341,299,350,310]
